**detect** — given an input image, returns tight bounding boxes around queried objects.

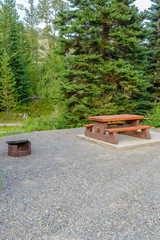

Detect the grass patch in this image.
[0,126,24,132]
[0,100,65,134]
[0,99,54,123]
[0,131,24,137]
[0,112,24,122]
[0,109,67,136]
[24,116,67,132]
[0,116,67,136]
[0,125,25,137]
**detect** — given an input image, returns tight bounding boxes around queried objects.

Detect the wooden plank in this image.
[107,122,125,125]
[88,114,144,122]
[105,125,151,133]
[83,124,93,128]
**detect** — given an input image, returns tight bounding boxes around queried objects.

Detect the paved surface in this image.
[0,128,160,240]
[77,129,160,149]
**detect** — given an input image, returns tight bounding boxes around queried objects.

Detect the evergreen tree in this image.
[38,46,65,105]
[0,50,17,113]
[37,0,69,48]
[0,0,30,100]
[23,0,39,59]
[57,0,150,126]
[146,0,160,99]
[37,0,53,45]
[21,0,40,93]
[51,0,69,37]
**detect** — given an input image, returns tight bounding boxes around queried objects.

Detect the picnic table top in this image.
[88,114,144,122]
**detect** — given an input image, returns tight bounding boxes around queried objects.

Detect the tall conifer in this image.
[38,0,53,45]
[57,0,150,126]
[0,50,17,113]
[0,0,30,100]
[146,0,160,99]
[22,0,39,93]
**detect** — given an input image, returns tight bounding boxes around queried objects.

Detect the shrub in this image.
[24,116,67,132]
[145,103,160,127]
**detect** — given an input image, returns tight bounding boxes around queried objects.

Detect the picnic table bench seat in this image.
[83,124,93,128]
[83,122,125,128]
[104,125,151,133]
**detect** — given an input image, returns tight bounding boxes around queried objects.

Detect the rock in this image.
[23,113,29,119]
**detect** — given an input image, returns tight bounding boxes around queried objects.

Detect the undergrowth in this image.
[145,103,160,127]
[1,101,160,136]
[24,116,67,132]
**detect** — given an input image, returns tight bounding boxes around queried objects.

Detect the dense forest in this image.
[0,0,159,129]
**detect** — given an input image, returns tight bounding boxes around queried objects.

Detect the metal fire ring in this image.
[6,140,31,157]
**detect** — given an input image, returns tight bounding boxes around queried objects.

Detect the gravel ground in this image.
[0,127,160,240]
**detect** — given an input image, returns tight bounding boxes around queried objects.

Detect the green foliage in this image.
[0,125,24,132]
[37,0,53,43]
[37,0,69,47]
[23,100,54,117]
[56,0,150,127]
[0,127,24,137]
[145,103,160,127]
[21,0,40,94]
[0,0,31,99]
[24,115,67,132]
[38,46,65,104]
[0,111,22,122]
[145,0,160,99]
[0,0,158,131]
[0,50,18,113]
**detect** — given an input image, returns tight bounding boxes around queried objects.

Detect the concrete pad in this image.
[77,129,160,149]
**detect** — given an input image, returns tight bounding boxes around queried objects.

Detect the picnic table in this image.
[84,114,151,144]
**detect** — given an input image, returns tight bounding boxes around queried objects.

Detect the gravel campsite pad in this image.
[0,128,160,239]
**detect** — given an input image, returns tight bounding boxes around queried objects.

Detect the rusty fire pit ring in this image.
[6,140,31,157]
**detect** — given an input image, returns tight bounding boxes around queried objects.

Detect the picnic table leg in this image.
[85,130,118,144]
[122,119,151,139]
[141,129,151,139]
[106,132,118,144]
[125,119,140,126]
[121,128,151,139]
[85,122,118,144]
[85,126,93,136]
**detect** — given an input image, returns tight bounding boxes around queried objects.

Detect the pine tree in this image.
[146,0,160,99]
[51,0,69,36]
[56,0,150,126]
[21,0,40,93]
[23,0,39,59]
[38,46,65,104]
[37,0,69,48]
[0,0,31,100]
[37,0,53,45]
[0,50,17,113]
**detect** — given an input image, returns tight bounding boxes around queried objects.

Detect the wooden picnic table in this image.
[84,114,151,144]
